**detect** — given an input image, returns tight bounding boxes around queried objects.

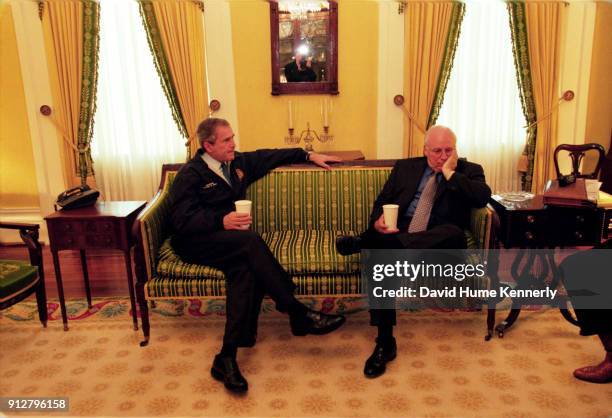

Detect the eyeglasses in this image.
[426,147,455,156]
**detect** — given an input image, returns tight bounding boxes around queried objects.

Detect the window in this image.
[91,0,185,201]
[437,1,525,193]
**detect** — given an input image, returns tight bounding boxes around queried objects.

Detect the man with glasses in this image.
[336,125,491,378]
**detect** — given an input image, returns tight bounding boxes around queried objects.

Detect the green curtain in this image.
[427,2,465,128]
[138,1,189,141]
[79,0,100,181]
[507,1,537,192]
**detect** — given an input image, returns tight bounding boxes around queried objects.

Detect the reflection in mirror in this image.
[270,0,338,95]
[278,1,329,83]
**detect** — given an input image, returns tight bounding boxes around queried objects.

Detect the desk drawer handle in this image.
[103,224,111,231]
[575,231,583,240]
[526,215,535,224]
[576,215,585,223]
[66,238,73,244]
[525,232,534,240]
[104,237,112,244]
[63,224,72,231]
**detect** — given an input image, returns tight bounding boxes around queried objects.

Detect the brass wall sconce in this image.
[285,122,333,152]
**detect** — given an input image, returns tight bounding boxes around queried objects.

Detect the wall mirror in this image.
[270,0,338,95]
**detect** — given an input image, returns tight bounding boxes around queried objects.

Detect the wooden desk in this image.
[45,201,146,330]
[487,195,610,338]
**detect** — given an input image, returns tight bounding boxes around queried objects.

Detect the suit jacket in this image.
[369,157,491,231]
[170,148,308,240]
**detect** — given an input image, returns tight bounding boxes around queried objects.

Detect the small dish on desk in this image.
[498,192,534,202]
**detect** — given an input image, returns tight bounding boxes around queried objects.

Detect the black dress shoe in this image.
[211,354,248,393]
[336,235,362,256]
[290,309,346,336]
[364,338,397,378]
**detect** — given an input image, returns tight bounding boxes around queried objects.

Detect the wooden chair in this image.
[0,223,47,327]
[553,143,606,179]
[599,137,612,194]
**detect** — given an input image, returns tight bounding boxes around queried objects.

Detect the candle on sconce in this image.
[320,100,324,127]
[323,99,329,127]
[288,101,293,129]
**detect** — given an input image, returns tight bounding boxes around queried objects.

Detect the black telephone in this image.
[55,185,100,210]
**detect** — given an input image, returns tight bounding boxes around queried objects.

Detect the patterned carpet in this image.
[1,298,611,417]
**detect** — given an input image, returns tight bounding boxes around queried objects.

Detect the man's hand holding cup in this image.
[374,204,399,234]
[224,200,252,230]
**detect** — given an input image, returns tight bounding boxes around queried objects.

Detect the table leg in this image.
[124,250,139,331]
[485,303,496,341]
[546,251,580,326]
[80,249,92,308]
[51,250,69,331]
[495,306,521,338]
[485,248,501,341]
[559,301,580,325]
[492,249,533,338]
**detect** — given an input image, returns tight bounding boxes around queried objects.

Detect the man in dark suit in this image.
[560,239,612,384]
[170,118,345,393]
[336,125,491,378]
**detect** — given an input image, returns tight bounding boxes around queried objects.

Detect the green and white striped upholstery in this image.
[246,168,390,233]
[137,166,493,300]
[261,230,360,274]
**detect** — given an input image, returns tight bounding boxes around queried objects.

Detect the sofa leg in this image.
[139,306,150,347]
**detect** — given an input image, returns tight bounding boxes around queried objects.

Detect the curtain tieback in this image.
[185,132,199,160]
[400,105,426,134]
[41,108,90,154]
[518,91,574,174]
[523,90,574,131]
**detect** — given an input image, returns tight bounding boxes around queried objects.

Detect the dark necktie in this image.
[408,173,438,233]
[220,162,232,185]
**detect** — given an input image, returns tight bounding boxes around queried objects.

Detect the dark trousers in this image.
[361,224,467,327]
[173,230,296,347]
[560,239,612,336]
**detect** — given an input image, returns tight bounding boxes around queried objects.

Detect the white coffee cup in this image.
[235,200,252,229]
[382,204,399,231]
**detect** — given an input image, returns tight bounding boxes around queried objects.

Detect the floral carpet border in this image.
[0,297,366,324]
[1,296,546,325]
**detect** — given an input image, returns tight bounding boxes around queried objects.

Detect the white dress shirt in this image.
[202,152,232,186]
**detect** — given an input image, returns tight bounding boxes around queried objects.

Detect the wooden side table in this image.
[45,201,146,330]
[487,195,610,338]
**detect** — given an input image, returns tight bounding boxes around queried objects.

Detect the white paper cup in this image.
[235,200,252,229]
[382,204,399,230]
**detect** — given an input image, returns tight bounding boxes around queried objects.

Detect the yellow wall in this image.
[585,2,612,151]
[230,0,378,158]
[0,2,39,208]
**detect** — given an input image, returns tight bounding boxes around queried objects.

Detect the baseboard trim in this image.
[0,207,48,244]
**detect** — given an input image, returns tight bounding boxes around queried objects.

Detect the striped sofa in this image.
[132,161,493,345]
